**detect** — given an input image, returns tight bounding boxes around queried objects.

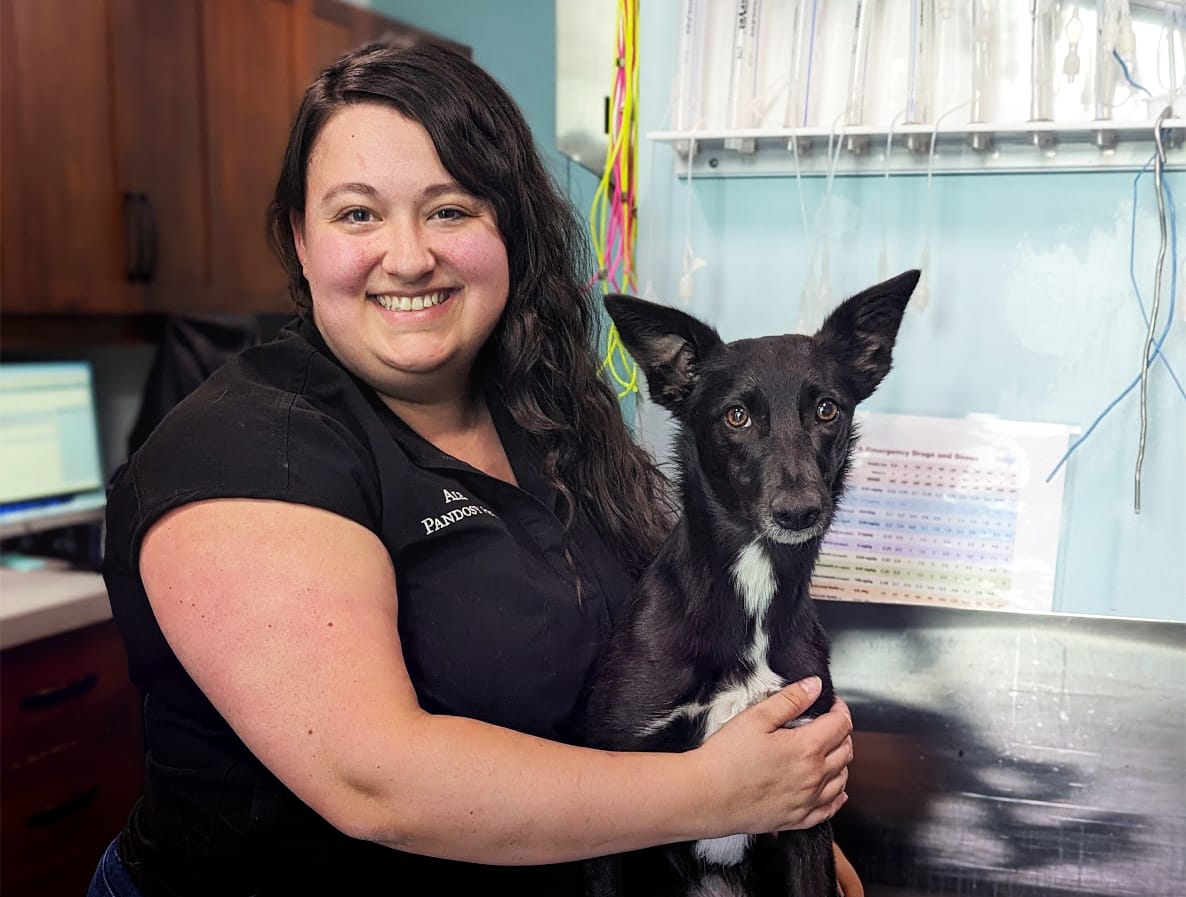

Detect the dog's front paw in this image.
[693,833,753,867]
[781,713,817,730]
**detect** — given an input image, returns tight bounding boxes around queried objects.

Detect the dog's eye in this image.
[816,399,840,422]
[724,406,751,429]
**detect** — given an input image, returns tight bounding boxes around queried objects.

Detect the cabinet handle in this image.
[20,672,98,711]
[26,786,99,828]
[123,191,142,281]
[140,193,158,282]
[123,193,156,282]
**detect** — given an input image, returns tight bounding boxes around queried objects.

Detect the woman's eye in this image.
[725,406,750,429]
[816,399,840,422]
[432,207,467,221]
[341,208,374,224]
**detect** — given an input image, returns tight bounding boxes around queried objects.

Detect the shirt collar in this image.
[292,314,559,512]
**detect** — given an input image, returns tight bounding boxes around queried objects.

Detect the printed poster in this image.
[812,413,1075,613]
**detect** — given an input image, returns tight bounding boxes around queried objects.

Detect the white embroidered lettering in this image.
[442,489,467,503]
[420,504,496,535]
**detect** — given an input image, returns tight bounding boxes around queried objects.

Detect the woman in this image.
[89,43,857,895]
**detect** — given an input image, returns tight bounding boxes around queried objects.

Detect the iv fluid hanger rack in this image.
[655,0,1186,178]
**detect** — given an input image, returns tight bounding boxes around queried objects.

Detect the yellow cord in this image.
[592,0,641,400]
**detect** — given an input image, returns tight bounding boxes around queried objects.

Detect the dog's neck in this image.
[730,540,778,617]
[672,481,823,617]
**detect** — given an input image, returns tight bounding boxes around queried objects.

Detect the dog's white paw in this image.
[781,713,816,730]
[693,833,753,867]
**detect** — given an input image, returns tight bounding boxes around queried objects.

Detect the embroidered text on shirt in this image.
[421,489,497,534]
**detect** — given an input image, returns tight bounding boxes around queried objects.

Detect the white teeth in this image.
[375,291,447,311]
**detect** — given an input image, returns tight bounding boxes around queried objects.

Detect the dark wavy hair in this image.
[267,42,672,576]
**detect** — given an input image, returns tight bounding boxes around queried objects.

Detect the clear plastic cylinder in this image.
[725,0,762,136]
[784,0,819,129]
[970,0,996,124]
[1030,0,1058,122]
[845,0,875,127]
[1094,0,1118,121]
[673,0,706,132]
[906,0,936,125]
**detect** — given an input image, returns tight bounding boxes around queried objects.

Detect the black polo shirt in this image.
[103,315,636,895]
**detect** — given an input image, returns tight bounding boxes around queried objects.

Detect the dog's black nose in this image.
[772,502,821,532]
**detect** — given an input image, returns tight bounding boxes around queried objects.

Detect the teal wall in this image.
[364,2,1184,623]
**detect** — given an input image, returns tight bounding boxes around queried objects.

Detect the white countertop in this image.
[0,563,112,650]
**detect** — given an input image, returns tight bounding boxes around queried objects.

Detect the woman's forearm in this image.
[319,678,845,867]
[328,711,713,865]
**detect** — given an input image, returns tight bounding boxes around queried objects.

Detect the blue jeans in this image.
[87,838,146,897]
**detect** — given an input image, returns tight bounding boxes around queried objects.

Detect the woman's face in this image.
[292,103,509,404]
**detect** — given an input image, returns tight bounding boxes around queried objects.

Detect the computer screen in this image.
[0,361,107,538]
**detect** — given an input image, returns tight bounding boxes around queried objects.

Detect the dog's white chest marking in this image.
[693,540,790,868]
[731,539,776,619]
[708,540,785,736]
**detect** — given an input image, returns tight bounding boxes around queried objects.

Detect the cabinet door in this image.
[0,0,131,312]
[109,0,210,310]
[201,0,299,314]
[0,0,25,308]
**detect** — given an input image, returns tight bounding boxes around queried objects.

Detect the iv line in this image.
[1133,107,1171,513]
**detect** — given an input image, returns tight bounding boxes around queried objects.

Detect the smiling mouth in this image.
[370,289,453,312]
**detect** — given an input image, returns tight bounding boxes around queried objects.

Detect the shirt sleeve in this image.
[120,364,382,568]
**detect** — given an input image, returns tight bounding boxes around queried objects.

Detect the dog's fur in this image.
[583,270,920,897]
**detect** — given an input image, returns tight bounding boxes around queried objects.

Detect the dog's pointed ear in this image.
[815,269,920,402]
[604,293,724,412]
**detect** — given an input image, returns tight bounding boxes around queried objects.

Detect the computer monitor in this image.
[0,361,107,539]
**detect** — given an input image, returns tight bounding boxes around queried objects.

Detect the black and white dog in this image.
[584,270,920,897]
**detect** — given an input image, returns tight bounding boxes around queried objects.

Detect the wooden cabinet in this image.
[0,0,467,327]
[0,0,256,315]
[109,0,210,310]
[1,620,144,897]
[1,0,130,313]
[202,0,299,312]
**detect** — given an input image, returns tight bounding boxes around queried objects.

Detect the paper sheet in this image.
[812,413,1075,613]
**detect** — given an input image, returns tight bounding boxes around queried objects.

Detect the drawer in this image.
[1,620,139,754]
[1,619,145,896]
[0,715,143,897]
[2,686,141,801]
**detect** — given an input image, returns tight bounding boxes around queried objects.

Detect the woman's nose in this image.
[381,223,434,281]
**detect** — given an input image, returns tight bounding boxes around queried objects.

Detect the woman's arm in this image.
[834,841,864,897]
[141,498,852,865]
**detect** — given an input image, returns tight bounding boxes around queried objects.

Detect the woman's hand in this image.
[833,840,864,897]
[691,677,854,837]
